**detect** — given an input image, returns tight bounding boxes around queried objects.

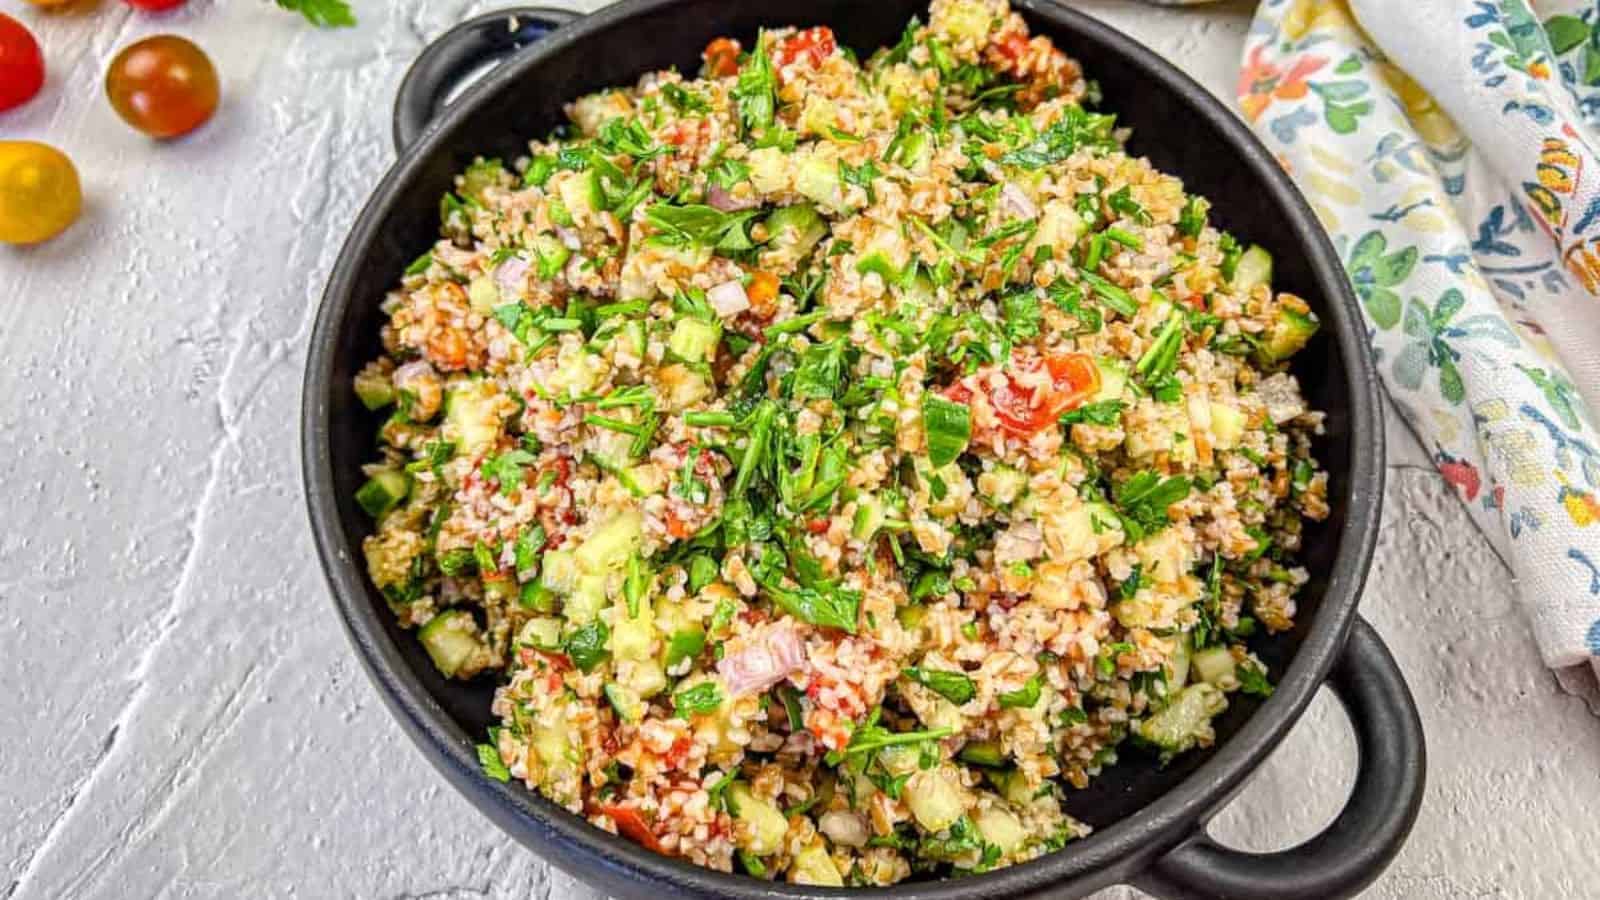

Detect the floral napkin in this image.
[1238,0,1600,688]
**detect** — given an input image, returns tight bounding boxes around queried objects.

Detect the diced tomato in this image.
[537,649,573,672]
[600,804,665,854]
[1180,293,1207,311]
[946,351,1100,439]
[664,507,694,539]
[775,26,836,68]
[807,517,830,534]
[703,37,741,77]
[664,735,693,768]
[993,30,1031,68]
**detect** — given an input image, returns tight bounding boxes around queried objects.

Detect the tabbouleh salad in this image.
[351,0,1329,886]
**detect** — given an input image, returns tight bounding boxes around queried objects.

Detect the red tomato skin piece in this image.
[0,14,44,113]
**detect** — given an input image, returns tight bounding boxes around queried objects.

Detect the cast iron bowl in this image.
[303,2,1426,897]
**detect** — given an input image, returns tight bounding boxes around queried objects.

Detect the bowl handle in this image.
[1135,616,1426,900]
[392,6,582,154]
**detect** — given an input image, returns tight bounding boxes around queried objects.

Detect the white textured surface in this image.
[1,1,1597,898]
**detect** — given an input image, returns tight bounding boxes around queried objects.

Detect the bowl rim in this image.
[302,1,1386,895]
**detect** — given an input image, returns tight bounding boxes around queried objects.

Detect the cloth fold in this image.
[1238,0,1600,680]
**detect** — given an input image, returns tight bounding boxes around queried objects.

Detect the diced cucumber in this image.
[897,130,934,173]
[520,581,557,612]
[661,363,711,411]
[899,272,936,307]
[548,347,605,400]
[460,157,504,203]
[1027,203,1084,259]
[1048,500,1120,563]
[1191,646,1238,687]
[956,741,1006,768]
[764,204,828,257]
[669,317,721,363]
[355,469,410,519]
[877,744,921,777]
[905,769,967,832]
[533,709,579,781]
[985,768,1035,806]
[559,168,605,216]
[604,683,645,724]
[896,603,928,631]
[663,628,706,668]
[1168,633,1193,691]
[517,617,563,651]
[611,601,657,660]
[540,549,580,595]
[1260,306,1319,362]
[445,380,503,457]
[801,95,838,136]
[530,233,572,279]
[855,249,900,281]
[565,574,608,624]
[623,658,667,697]
[789,844,843,887]
[1093,357,1128,403]
[851,495,886,541]
[975,805,1026,854]
[728,784,789,856]
[621,319,647,359]
[575,510,643,574]
[1208,401,1245,450]
[1134,683,1227,754]
[795,153,845,211]
[626,463,665,496]
[746,146,788,194]
[468,275,500,313]
[418,610,490,678]
[936,0,993,42]
[483,576,515,604]
[1229,244,1272,292]
[977,466,1027,507]
[882,66,923,116]
[353,368,395,410]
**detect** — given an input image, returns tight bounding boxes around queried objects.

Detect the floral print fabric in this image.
[1241,0,1600,670]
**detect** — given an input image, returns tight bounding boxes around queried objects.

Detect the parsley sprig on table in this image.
[275,0,356,28]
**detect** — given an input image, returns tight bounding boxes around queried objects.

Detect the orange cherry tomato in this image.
[0,14,44,112]
[599,803,665,854]
[0,141,82,245]
[702,37,740,78]
[947,351,1100,438]
[775,26,836,69]
[105,35,218,138]
[124,0,187,8]
[745,269,780,314]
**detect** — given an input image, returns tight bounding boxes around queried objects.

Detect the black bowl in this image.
[303,2,1424,897]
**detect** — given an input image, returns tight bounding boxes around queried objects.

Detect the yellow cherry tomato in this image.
[24,0,81,7]
[0,141,82,245]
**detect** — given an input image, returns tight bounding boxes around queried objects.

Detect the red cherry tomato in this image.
[947,352,1100,438]
[702,37,740,78]
[775,26,836,69]
[105,34,218,138]
[123,0,188,9]
[598,804,665,854]
[0,14,44,113]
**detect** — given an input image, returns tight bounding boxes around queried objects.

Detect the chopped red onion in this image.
[707,279,751,318]
[717,620,806,697]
